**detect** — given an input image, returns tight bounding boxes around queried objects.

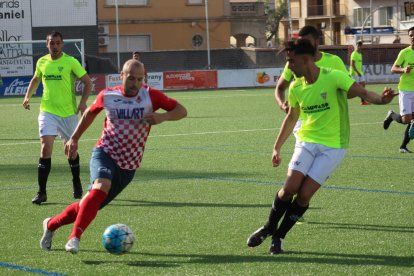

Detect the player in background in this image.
[39,59,187,254]
[132,51,148,83]
[349,41,369,105]
[383,26,414,153]
[275,25,348,114]
[247,39,397,255]
[23,31,92,204]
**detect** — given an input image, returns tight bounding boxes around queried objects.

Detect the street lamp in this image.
[205,0,211,69]
[287,0,292,39]
[360,5,383,43]
[115,0,120,71]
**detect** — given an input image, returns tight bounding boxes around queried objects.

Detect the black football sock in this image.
[68,154,81,184]
[38,158,51,194]
[391,112,403,124]
[264,194,292,235]
[273,199,309,239]
[400,124,411,149]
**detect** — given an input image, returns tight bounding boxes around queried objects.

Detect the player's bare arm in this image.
[391,64,411,74]
[22,76,41,110]
[347,83,398,104]
[274,77,290,113]
[77,74,92,114]
[65,107,99,159]
[272,106,300,167]
[143,102,187,125]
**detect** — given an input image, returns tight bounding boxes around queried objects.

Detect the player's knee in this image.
[91,178,111,193]
[278,188,295,200]
[402,116,412,124]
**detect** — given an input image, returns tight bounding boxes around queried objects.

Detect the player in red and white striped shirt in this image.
[39,59,187,253]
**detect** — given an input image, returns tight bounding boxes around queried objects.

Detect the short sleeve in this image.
[287,81,299,108]
[394,50,405,67]
[89,90,105,114]
[149,88,177,111]
[281,63,294,82]
[71,57,87,79]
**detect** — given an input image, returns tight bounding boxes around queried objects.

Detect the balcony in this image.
[307,4,346,17]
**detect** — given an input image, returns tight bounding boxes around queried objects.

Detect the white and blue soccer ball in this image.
[102,224,135,254]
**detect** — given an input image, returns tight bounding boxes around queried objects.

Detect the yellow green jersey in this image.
[393,46,414,91]
[35,52,87,117]
[281,51,348,82]
[349,50,363,76]
[288,68,355,149]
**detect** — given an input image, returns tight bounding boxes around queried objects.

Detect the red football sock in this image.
[69,189,107,240]
[47,202,80,232]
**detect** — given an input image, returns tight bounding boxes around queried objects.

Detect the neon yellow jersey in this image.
[35,53,87,117]
[281,51,348,81]
[394,46,414,91]
[288,68,355,148]
[349,50,363,76]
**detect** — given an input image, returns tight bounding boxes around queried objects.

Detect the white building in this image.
[347,0,414,44]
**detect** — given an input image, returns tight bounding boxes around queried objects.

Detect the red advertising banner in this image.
[163,70,217,90]
[75,74,106,95]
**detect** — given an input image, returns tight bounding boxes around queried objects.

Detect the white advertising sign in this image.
[218,68,283,88]
[106,72,164,90]
[106,74,121,87]
[147,72,163,90]
[0,0,32,77]
[364,64,400,83]
[32,0,96,27]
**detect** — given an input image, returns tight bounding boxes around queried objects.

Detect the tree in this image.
[264,0,288,45]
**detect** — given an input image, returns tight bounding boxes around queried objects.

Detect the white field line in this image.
[0,121,382,147]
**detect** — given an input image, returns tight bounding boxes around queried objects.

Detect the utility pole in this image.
[370,0,373,44]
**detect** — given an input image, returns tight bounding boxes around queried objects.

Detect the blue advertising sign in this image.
[349,27,394,35]
[0,76,43,97]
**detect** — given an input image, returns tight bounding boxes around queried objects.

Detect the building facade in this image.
[276,0,414,45]
[97,0,269,54]
[277,0,348,45]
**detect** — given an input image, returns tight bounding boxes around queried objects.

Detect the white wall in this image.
[32,0,96,27]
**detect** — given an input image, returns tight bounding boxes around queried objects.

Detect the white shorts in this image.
[288,141,346,185]
[352,75,365,83]
[398,91,414,116]
[38,112,78,142]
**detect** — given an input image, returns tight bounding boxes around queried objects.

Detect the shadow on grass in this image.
[0,138,39,141]
[134,168,260,182]
[308,221,414,233]
[110,199,271,209]
[82,250,413,268]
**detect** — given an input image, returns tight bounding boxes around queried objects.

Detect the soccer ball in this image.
[102,224,135,254]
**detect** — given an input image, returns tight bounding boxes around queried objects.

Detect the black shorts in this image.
[89,147,136,209]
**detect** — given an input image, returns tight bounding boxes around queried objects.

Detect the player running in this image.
[247,39,397,255]
[383,26,414,153]
[39,59,187,253]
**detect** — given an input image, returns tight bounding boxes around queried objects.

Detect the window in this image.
[403,2,414,20]
[105,0,149,6]
[379,7,393,26]
[107,35,151,52]
[192,34,203,48]
[187,0,204,5]
[353,8,371,27]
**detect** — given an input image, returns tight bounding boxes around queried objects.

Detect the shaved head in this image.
[122,59,143,73]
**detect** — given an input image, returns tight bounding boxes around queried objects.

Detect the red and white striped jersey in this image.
[89,85,177,170]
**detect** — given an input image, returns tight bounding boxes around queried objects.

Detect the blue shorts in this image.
[89,147,136,209]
